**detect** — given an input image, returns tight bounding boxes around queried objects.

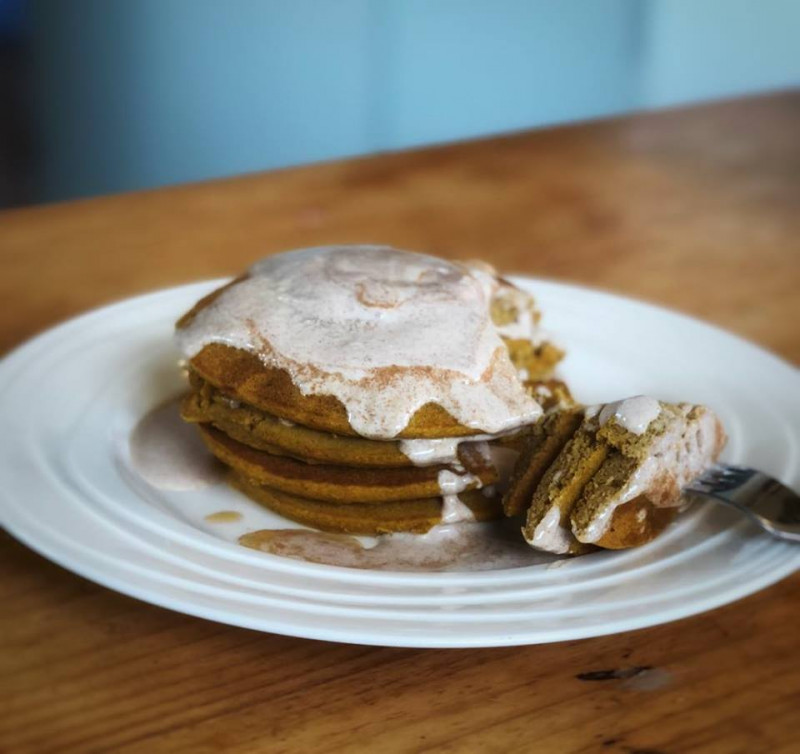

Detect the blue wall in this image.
[364,0,642,149]
[33,1,377,198]
[31,0,800,202]
[644,0,800,107]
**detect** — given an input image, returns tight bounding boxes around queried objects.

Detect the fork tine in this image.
[705,465,751,483]
[713,464,743,476]
[685,480,713,494]
[701,466,734,484]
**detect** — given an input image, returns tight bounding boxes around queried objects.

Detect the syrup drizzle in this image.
[239,521,561,572]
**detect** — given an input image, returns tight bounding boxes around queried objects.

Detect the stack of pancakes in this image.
[503,397,726,553]
[176,246,567,536]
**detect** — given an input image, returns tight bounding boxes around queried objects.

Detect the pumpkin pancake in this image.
[505,340,565,382]
[197,424,498,503]
[186,343,487,439]
[230,474,504,535]
[182,377,519,470]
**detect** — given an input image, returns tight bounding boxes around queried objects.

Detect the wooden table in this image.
[2,93,799,753]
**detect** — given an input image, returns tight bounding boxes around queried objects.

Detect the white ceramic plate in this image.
[1,278,798,648]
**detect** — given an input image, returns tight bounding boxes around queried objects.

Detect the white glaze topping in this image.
[440,495,477,524]
[398,432,517,468]
[437,468,477,495]
[398,437,463,465]
[577,504,616,545]
[176,245,542,439]
[524,505,573,554]
[437,468,478,524]
[598,395,662,435]
[584,404,600,421]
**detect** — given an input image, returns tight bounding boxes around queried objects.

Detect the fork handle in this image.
[687,472,800,543]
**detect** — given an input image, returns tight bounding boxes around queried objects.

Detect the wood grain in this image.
[1,92,799,753]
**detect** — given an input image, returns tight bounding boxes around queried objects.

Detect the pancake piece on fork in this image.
[505,396,726,554]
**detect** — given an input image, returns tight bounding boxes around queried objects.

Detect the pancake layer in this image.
[231,475,503,535]
[197,424,497,503]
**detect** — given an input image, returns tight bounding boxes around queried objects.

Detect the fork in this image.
[685,464,800,543]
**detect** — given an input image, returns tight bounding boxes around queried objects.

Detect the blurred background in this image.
[1,0,799,208]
